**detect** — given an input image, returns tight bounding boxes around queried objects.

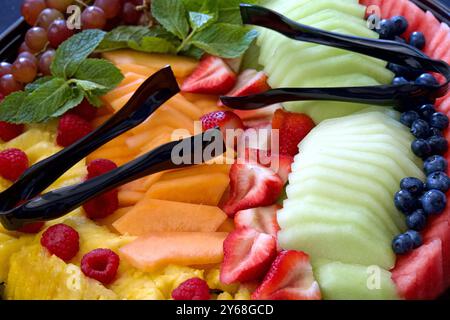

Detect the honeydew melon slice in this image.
[278,222,396,269]
[278,196,395,241]
[314,261,400,300]
[285,177,404,232]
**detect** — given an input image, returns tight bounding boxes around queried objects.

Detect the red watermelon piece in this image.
[392,239,445,300]
[423,221,450,287]
[379,0,399,18]
[434,35,450,62]
[416,11,442,46]
[399,0,426,39]
[425,23,450,57]
[436,93,450,114]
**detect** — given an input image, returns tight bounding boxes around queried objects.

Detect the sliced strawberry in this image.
[200,111,244,132]
[223,162,284,217]
[240,148,293,184]
[219,69,270,106]
[272,109,315,157]
[252,250,322,300]
[234,104,282,125]
[224,57,243,73]
[220,228,277,284]
[235,205,281,237]
[181,55,237,95]
[238,122,273,152]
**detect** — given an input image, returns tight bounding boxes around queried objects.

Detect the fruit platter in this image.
[0,0,449,300]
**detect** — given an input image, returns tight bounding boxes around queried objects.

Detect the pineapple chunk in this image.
[5,245,117,300]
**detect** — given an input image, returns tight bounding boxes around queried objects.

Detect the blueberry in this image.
[430,112,449,130]
[417,104,436,121]
[406,210,427,231]
[426,171,450,193]
[392,76,409,85]
[424,155,448,175]
[409,31,426,50]
[400,177,424,197]
[429,127,443,137]
[392,233,414,255]
[405,230,423,248]
[415,73,439,86]
[421,189,447,215]
[391,16,409,35]
[388,63,422,79]
[394,190,419,214]
[410,119,430,139]
[411,139,432,159]
[400,111,420,127]
[377,19,395,39]
[428,135,449,155]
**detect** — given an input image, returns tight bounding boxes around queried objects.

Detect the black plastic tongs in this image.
[220,4,450,110]
[0,67,224,231]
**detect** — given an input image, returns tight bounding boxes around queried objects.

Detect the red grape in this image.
[94,0,122,19]
[18,52,38,65]
[21,0,46,26]
[0,62,12,77]
[45,0,74,12]
[25,27,48,52]
[47,19,74,48]
[129,0,143,5]
[37,8,64,29]
[81,6,107,30]
[12,57,38,84]
[18,41,37,55]
[122,2,140,25]
[0,74,24,95]
[39,49,55,76]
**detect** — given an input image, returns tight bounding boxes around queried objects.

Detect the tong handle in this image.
[0,67,179,211]
[0,129,224,230]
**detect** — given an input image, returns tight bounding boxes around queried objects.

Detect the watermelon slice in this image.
[416,11,442,45]
[425,23,450,57]
[379,0,399,18]
[433,34,450,62]
[423,221,450,287]
[392,239,445,300]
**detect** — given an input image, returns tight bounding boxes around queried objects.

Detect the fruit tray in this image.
[0,0,450,301]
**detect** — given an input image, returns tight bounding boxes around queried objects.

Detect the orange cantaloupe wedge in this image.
[158,164,231,181]
[126,126,175,151]
[116,63,158,78]
[108,156,135,167]
[142,172,164,190]
[110,92,134,111]
[102,79,145,103]
[113,199,227,235]
[120,232,228,271]
[91,114,111,128]
[89,146,132,160]
[102,50,198,78]
[119,177,149,193]
[99,206,134,229]
[146,173,230,206]
[167,94,204,120]
[118,190,146,207]
[118,72,146,86]
[217,219,236,233]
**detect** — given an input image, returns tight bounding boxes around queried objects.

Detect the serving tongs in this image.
[220,4,450,110]
[0,67,225,230]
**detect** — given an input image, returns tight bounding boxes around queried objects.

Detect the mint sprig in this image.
[0,30,124,124]
[98,0,260,59]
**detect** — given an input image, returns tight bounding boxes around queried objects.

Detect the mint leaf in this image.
[180,45,204,60]
[183,0,218,16]
[151,0,189,39]
[25,76,54,92]
[51,87,84,117]
[51,29,106,79]
[98,26,179,54]
[217,0,260,24]
[189,12,214,31]
[0,91,27,122]
[191,24,259,58]
[73,58,124,95]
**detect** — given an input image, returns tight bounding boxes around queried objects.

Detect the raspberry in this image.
[87,158,118,180]
[56,114,93,147]
[40,224,80,261]
[81,248,120,285]
[83,189,119,219]
[0,148,29,181]
[171,278,211,300]
[67,99,98,121]
[0,121,25,142]
[18,221,45,234]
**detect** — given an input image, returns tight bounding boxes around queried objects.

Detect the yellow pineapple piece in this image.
[0,235,33,282]
[5,245,117,300]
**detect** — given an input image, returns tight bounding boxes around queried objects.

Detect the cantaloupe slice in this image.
[102,50,198,78]
[126,126,174,151]
[110,92,134,111]
[116,63,158,78]
[120,232,228,271]
[146,173,230,206]
[138,132,173,155]
[113,199,227,235]
[118,190,146,207]
[217,218,236,233]
[102,79,145,103]
[158,163,231,181]
[99,206,133,229]
[167,95,204,120]
[118,72,146,86]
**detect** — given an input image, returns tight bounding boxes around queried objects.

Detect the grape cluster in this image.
[0,0,145,97]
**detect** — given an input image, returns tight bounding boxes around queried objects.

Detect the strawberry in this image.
[252,250,322,300]
[234,104,282,124]
[237,122,273,152]
[200,111,244,132]
[272,109,315,157]
[181,55,237,95]
[240,148,293,184]
[234,205,281,237]
[220,228,277,284]
[219,69,270,106]
[222,163,284,217]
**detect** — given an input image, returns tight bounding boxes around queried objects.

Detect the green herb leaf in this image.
[217,0,260,24]
[180,45,204,60]
[191,23,259,58]
[183,0,218,16]
[151,0,190,39]
[189,12,214,31]
[51,86,84,117]
[73,58,124,95]
[51,29,106,79]
[0,91,28,122]
[25,76,54,92]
